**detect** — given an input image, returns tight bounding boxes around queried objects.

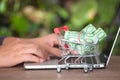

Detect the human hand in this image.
[29,33,62,57]
[0,37,49,67]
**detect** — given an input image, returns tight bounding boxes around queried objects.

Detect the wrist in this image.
[2,37,21,45]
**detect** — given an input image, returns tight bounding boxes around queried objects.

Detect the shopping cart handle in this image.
[54,26,69,34]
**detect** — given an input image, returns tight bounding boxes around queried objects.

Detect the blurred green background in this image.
[0,0,120,55]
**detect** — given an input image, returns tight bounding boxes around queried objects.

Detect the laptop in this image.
[24,26,120,71]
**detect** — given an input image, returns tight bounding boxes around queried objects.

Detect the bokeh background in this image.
[0,0,120,55]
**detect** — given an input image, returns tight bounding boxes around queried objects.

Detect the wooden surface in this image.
[0,56,120,80]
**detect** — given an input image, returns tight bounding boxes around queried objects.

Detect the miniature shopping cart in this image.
[54,26,100,73]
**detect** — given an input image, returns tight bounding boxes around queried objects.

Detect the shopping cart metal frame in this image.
[54,26,101,73]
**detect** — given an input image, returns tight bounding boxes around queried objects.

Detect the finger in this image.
[47,46,62,57]
[38,49,49,61]
[14,43,44,58]
[46,33,59,47]
[20,47,46,59]
[19,54,41,63]
[47,56,50,61]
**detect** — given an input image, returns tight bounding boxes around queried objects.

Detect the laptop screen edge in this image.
[106,26,120,66]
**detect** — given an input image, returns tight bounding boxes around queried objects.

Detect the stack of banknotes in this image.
[64,24,107,56]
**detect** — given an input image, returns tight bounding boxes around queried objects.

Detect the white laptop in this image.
[24,26,120,71]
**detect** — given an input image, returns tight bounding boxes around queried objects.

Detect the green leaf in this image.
[0,27,12,36]
[56,7,69,19]
[96,0,120,25]
[0,0,7,13]
[69,0,98,30]
[11,14,29,37]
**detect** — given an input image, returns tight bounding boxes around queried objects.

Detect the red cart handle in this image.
[54,25,69,34]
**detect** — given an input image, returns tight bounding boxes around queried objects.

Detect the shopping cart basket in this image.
[54,26,100,73]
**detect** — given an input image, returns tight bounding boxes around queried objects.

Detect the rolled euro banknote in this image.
[66,42,85,56]
[64,24,97,44]
[64,27,107,44]
[81,24,96,34]
[64,31,79,41]
[76,44,85,56]
[93,28,107,42]
[81,33,98,44]
[64,31,98,44]
[67,42,95,56]
[64,31,87,43]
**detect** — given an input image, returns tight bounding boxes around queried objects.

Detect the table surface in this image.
[0,56,120,80]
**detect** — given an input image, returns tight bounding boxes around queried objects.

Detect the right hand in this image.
[0,37,49,67]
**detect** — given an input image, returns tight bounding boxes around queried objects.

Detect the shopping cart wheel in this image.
[83,65,88,73]
[65,63,69,70]
[57,65,61,73]
[89,64,93,72]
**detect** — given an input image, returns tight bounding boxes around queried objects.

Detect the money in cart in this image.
[54,24,107,73]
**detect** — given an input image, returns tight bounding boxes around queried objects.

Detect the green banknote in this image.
[63,24,107,56]
[67,42,95,56]
[64,31,98,44]
[64,24,98,44]
[64,24,107,44]
[81,24,96,33]
[64,31,79,41]
[76,44,85,56]
[81,33,98,44]
[93,28,107,42]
